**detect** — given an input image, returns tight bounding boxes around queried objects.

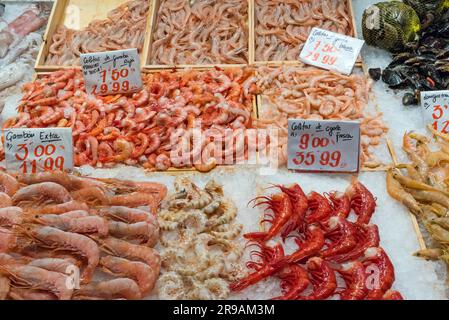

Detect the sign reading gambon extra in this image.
[287,119,360,173]
[4,128,73,174]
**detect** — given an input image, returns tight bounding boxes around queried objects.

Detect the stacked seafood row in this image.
[387,128,449,271]
[2,68,256,171]
[150,0,248,65]
[45,0,150,66]
[255,0,354,62]
[0,171,166,300]
[157,178,246,300]
[0,3,50,110]
[231,180,402,300]
[255,65,388,167]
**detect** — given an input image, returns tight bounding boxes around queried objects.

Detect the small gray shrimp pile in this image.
[157,178,246,300]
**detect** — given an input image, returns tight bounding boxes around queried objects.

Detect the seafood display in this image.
[0,170,166,300]
[44,0,150,66]
[387,127,449,273]
[255,0,354,62]
[0,3,50,111]
[232,180,402,300]
[255,65,388,167]
[2,68,257,171]
[157,178,245,300]
[150,0,248,65]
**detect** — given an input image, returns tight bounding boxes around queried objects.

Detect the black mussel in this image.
[419,65,443,87]
[382,68,406,88]
[436,50,449,59]
[368,68,382,81]
[402,92,419,106]
[390,52,416,67]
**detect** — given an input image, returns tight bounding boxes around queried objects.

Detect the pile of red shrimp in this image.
[0,170,166,300]
[231,179,402,300]
[255,65,388,167]
[255,0,354,61]
[2,68,257,171]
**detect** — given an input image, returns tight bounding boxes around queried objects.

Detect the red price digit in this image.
[304,152,315,166]
[100,83,108,94]
[44,157,54,171]
[112,82,120,92]
[15,144,29,161]
[122,80,129,92]
[313,40,321,51]
[433,105,444,120]
[298,134,310,150]
[30,159,38,173]
[55,156,65,171]
[101,70,107,83]
[442,121,449,134]
[294,152,305,165]
[322,44,336,53]
[320,151,331,166]
[329,151,342,167]
[91,85,98,95]
[312,53,320,61]
[19,161,27,174]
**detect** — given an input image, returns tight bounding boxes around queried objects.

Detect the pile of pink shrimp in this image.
[2,68,257,172]
[151,0,248,65]
[255,0,354,61]
[0,170,166,300]
[255,65,388,167]
[45,0,150,66]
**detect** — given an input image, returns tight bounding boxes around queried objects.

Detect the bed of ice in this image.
[0,0,447,300]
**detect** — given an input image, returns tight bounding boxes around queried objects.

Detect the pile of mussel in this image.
[367,2,449,106]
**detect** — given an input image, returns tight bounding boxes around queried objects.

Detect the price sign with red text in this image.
[287,119,360,172]
[81,48,142,96]
[421,90,449,133]
[4,128,73,174]
[300,28,364,75]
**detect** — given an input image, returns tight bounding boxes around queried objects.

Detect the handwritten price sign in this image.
[4,128,73,174]
[287,119,360,172]
[300,28,364,75]
[421,90,449,133]
[81,48,142,96]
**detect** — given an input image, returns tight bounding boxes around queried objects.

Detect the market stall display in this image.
[0,0,448,301]
[0,170,166,300]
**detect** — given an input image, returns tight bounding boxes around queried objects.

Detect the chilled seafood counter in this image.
[0,0,448,301]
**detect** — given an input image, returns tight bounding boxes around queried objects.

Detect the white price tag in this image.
[287,119,360,172]
[421,90,449,133]
[81,48,142,96]
[300,28,364,75]
[4,128,73,174]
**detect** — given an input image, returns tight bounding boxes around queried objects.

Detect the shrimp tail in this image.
[243,232,267,241]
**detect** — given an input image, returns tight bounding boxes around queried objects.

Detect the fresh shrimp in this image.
[244,192,293,241]
[382,290,404,300]
[320,217,357,259]
[109,138,133,162]
[8,288,57,300]
[31,214,109,237]
[337,262,368,300]
[0,276,10,300]
[16,226,99,284]
[205,198,237,229]
[28,258,79,276]
[0,207,23,227]
[386,171,422,216]
[12,182,72,205]
[100,256,158,295]
[0,172,19,196]
[0,264,73,300]
[73,278,141,300]
[230,242,285,292]
[297,257,337,300]
[108,221,159,246]
[272,264,310,300]
[0,193,12,208]
[273,225,325,266]
[109,192,159,210]
[331,224,380,263]
[99,237,161,275]
[272,184,308,239]
[99,206,155,223]
[132,133,149,158]
[306,192,332,224]
[71,187,110,206]
[0,227,16,253]
[347,180,376,225]
[362,247,395,300]
[327,192,351,219]
[24,200,89,215]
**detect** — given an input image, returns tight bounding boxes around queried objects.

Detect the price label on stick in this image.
[421,90,449,133]
[4,128,73,174]
[287,119,360,173]
[81,48,142,96]
[300,28,364,75]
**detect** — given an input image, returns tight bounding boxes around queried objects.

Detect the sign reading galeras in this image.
[81,48,142,96]
[287,119,360,172]
[300,27,364,75]
[421,90,449,133]
[4,128,73,174]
